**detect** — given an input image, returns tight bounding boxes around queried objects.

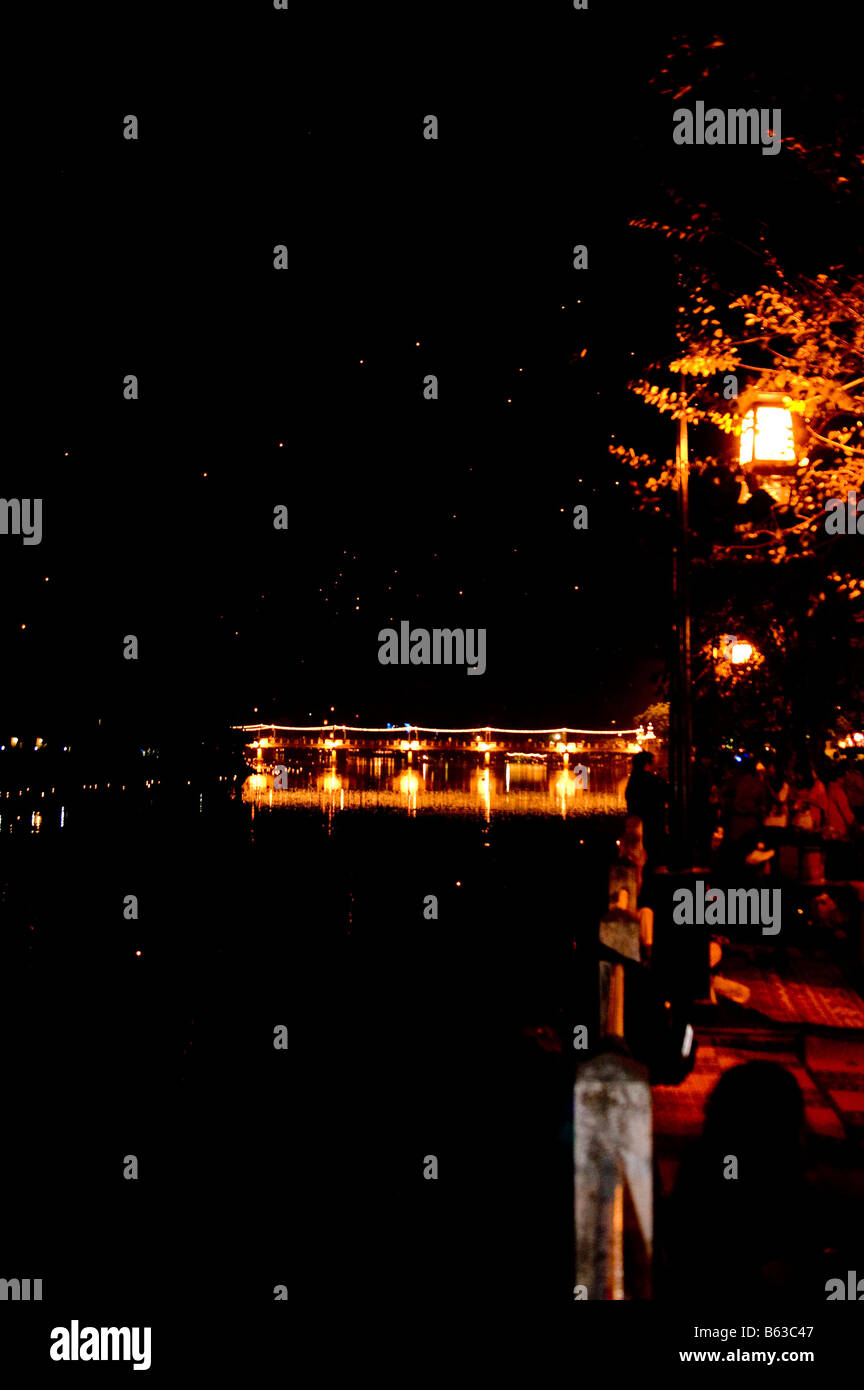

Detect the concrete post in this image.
[574,1050,653,1299]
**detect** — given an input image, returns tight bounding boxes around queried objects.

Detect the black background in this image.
[2,0,862,1376]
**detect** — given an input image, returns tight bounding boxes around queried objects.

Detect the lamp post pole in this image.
[671,373,693,866]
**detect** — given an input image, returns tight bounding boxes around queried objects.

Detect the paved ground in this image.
[719,946,864,1029]
[652,943,864,1200]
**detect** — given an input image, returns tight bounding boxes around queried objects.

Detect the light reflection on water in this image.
[242,755,628,819]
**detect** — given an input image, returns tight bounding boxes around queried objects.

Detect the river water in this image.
[242,751,628,819]
[1,751,631,1307]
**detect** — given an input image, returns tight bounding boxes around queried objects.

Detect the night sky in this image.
[6,4,861,742]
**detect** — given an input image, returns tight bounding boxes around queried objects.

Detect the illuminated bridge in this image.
[235,722,657,767]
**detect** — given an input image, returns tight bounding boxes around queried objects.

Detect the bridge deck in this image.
[236,722,658,763]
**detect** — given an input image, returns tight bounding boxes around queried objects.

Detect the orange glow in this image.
[475,768,492,820]
[738,403,795,466]
[717,634,759,667]
[555,770,580,799]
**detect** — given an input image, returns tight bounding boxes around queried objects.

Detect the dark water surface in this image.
[0,756,628,1314]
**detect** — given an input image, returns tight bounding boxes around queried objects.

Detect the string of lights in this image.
[235,723,641,736]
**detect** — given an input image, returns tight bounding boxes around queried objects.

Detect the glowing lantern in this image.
[714,634,759,670]
[738,393,797,475]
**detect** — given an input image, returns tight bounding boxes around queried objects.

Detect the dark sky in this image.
[5,2,862,741]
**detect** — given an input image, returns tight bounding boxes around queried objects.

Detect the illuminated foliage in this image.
[613,32,864,743]
[614,255,863,593]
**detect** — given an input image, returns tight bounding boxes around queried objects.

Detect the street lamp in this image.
[670,374,693,865]
[738,392,801,507]
[738,393,798,475]
[709,635,763,696]
[713,634,756,667]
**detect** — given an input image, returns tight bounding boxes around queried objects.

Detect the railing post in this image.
[574,1050,653,1299]
[574,843,655,1299]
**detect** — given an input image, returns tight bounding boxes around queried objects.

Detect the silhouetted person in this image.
[625,752,668,866]
[723,754,768,844]
[662,1062,820,1301]
[825,763,857,840]
[824,762,862,877]
[790,757,829,835]
[692,754,721,861]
